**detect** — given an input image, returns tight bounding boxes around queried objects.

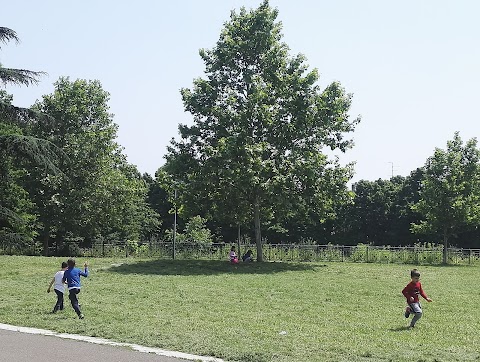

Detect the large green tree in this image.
[412,133,480,263]
[27,77,147,254]
[165,1,359,260]
[0,110,38,252]
[0,27,56,251]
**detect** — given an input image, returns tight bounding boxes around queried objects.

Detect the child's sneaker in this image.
[79,314,85,319]
[404,306,411,318]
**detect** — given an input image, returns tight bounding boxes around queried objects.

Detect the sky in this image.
[2,1,479,182]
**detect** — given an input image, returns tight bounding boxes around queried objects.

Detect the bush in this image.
[57,242,82,257]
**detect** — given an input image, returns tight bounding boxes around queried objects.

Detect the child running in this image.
[402,268,432,328]
[47,261,68,313]
[62,258,89,319]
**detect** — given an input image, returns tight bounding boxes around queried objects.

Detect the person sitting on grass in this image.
[242,249,254,262]
[47,261,68,313]
[402,268,433,328]
[62,258,89,319]
[229,246,239,264]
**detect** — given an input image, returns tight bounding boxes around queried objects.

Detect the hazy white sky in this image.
[3,1,479,182]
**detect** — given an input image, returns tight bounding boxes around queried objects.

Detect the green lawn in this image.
[0,256,479,362]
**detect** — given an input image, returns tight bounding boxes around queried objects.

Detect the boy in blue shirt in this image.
[62,258,89,319]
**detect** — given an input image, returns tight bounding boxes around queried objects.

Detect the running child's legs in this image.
[68,288,82,316]
[53,289,64,312]
[409,302,423,327]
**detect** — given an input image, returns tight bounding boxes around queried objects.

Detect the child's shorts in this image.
[408,302,422,314]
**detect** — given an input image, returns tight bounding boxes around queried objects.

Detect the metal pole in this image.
[173,188,177,260]
[237,224,241,259]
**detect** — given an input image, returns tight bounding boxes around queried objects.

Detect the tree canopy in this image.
[0,27,55,251]
[412,132,480,263]
[164,1,359,260]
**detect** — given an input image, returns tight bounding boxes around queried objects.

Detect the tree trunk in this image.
[43,225,50,257]
[254,196,263,262]
[237,224,241,260]
[443,230,448,265]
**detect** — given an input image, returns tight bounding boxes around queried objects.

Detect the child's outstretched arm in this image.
[79,261,89,277]
[420,284,433,302]
[47,277,54,293]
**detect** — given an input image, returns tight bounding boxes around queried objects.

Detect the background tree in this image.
[165,1,359,261]
[339,172,424,246]
[346,179,398,245]
[0,112,38,252]
[387,168,424,246]
[140,173,163,242]
[0,27,56,251]
[412,132,480,263]
[27,77,147,254]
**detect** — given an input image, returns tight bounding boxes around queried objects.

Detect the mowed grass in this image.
[0,256,479,362]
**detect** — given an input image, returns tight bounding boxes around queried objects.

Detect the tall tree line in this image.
[0,27,159,255]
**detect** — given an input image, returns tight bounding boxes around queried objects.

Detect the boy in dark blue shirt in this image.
[62,258,89,319]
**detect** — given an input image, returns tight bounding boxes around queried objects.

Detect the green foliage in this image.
[339,172,424,246]
[125,240,140,255]
[0,119,38,245]
[25,77,149,253]
[142,171,170,238]
[0,29,55,250]
[56,242,82,257]
[182,215,213,244]
[412,133,480,263]
[165,1,359,260]
[165,215,213,244]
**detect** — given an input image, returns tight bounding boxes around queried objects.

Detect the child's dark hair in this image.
[411,269,420,278]
[67,258,76,268]
[61,261,68,268]
[231,246,235,251]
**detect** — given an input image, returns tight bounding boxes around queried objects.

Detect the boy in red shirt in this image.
[402,269,433,328]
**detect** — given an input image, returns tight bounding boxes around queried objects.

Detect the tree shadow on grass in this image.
[421,263,475,268]
[389,326,411,332]
[106,259,322,276]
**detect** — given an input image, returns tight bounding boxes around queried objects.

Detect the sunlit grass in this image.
[0,256,479,361]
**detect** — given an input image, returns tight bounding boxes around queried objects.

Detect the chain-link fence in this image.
[2,240,479,265]
[75,242,480,265]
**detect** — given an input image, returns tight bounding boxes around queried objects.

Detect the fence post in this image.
[366,246,369,263]
[469,249,472,265]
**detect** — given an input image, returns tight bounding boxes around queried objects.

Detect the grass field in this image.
[1,256,479,362]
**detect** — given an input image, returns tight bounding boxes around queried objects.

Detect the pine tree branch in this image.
[0,27,19,48]
[0,134,63,175]
[0,67,46,86]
